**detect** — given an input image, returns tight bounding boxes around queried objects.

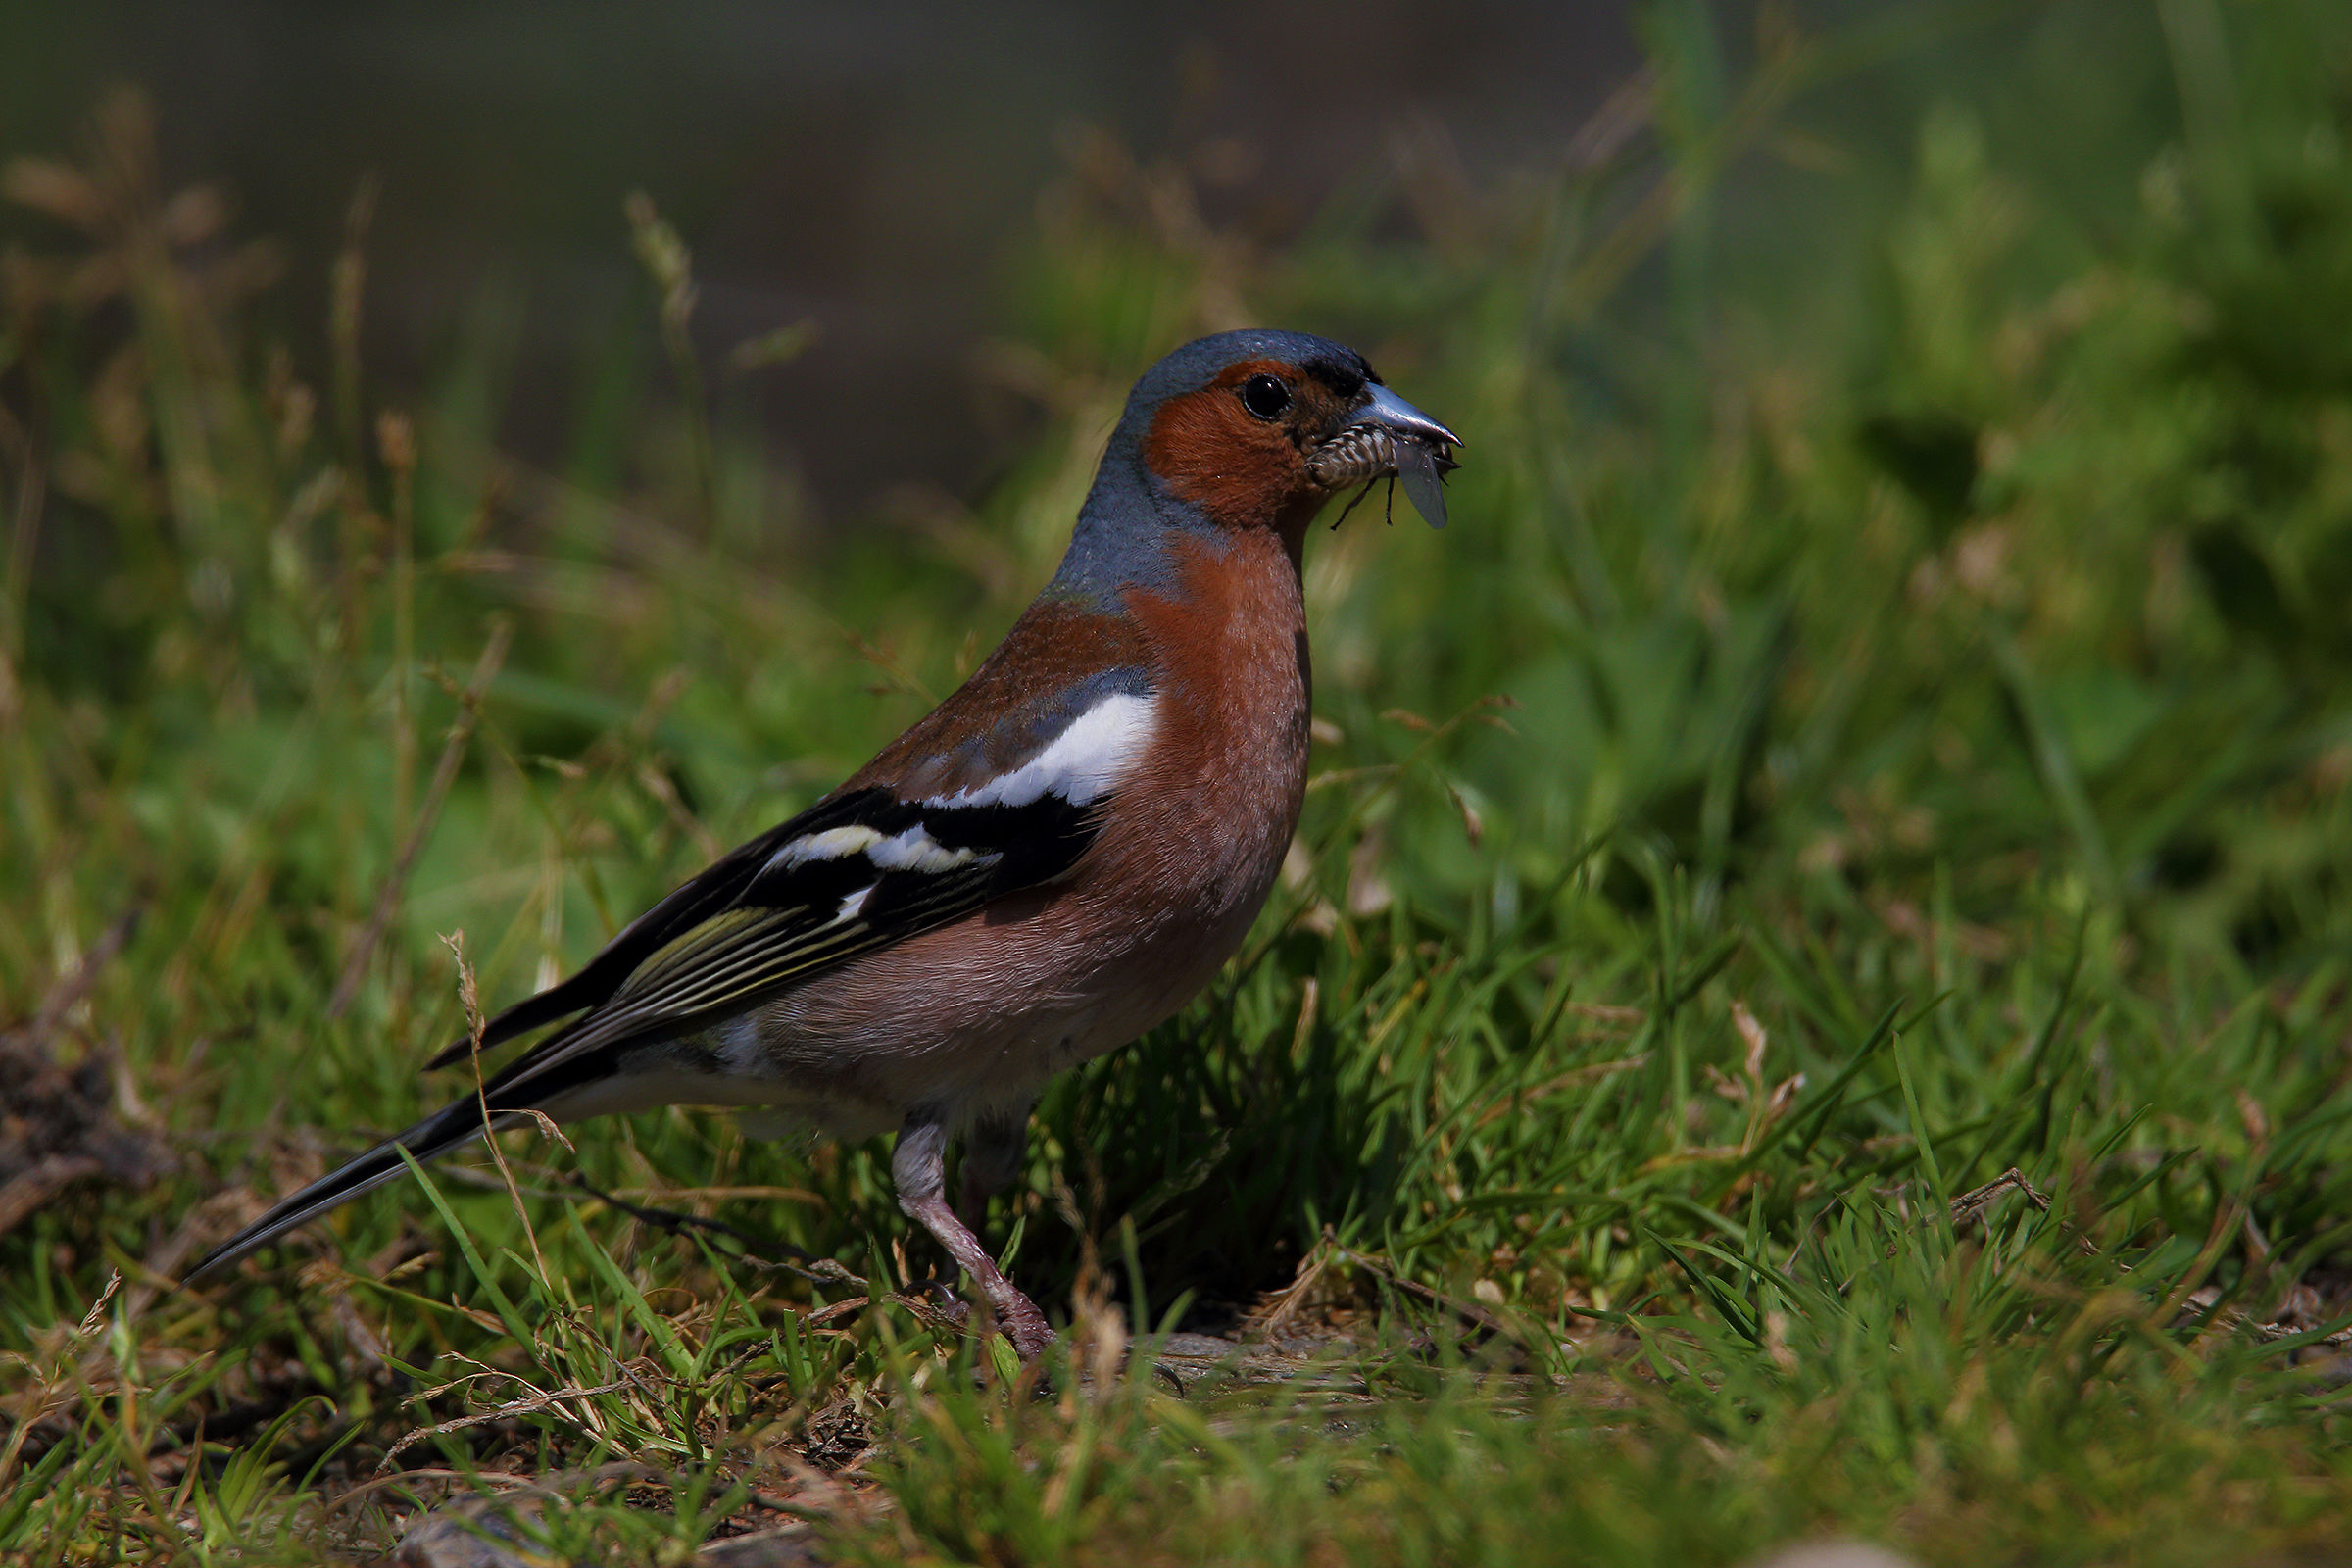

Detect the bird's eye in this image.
[1240,374,1292,420]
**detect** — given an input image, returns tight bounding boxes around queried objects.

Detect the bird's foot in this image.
[891,1277,1054,1362]
[894,1118,1055,1360]
[994,1288,1055,1362]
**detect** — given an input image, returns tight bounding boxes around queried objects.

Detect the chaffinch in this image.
[186,329,1461,1358]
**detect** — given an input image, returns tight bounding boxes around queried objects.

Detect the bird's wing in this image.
[425,640,1160,1094]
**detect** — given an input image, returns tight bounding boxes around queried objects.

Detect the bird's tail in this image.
[182,1092,532,1283]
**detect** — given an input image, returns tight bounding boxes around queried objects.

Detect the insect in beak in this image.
[1306,384,1463,529]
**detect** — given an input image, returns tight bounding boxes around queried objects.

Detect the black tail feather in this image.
[188,1028,638,1284]
[182,1096,525,1283]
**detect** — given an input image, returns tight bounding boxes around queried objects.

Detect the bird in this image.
[184,329,1461,1358]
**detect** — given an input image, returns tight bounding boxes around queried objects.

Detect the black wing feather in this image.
[425,790,905,1069]
[422,784,1104,1092]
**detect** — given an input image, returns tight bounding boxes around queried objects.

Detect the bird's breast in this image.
[953,524,1314,1066]
[1108,526,1312,928]
[752,526,1312,1114]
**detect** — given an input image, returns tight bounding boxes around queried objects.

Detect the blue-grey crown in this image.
[1121,329,1376,413]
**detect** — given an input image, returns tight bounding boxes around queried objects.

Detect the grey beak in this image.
[1358,382,1463,453]
[1359,383,1461,529]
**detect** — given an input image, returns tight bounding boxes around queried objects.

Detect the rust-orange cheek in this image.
[1141,387,1311,530]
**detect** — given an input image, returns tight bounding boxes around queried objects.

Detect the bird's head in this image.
[1049,329,1460,604]
[1118,329,1460,535]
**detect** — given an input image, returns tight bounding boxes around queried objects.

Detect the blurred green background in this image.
[0,0,1640,513]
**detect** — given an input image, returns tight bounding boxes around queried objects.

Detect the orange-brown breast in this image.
[1112,527,1312,914]
[754,526,1312,1116]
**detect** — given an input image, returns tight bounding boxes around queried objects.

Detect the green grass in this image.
[11,4,2352,1562]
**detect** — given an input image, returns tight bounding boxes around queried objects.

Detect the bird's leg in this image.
[894,1111,1054,1360]
[956,1106,1029,1230]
